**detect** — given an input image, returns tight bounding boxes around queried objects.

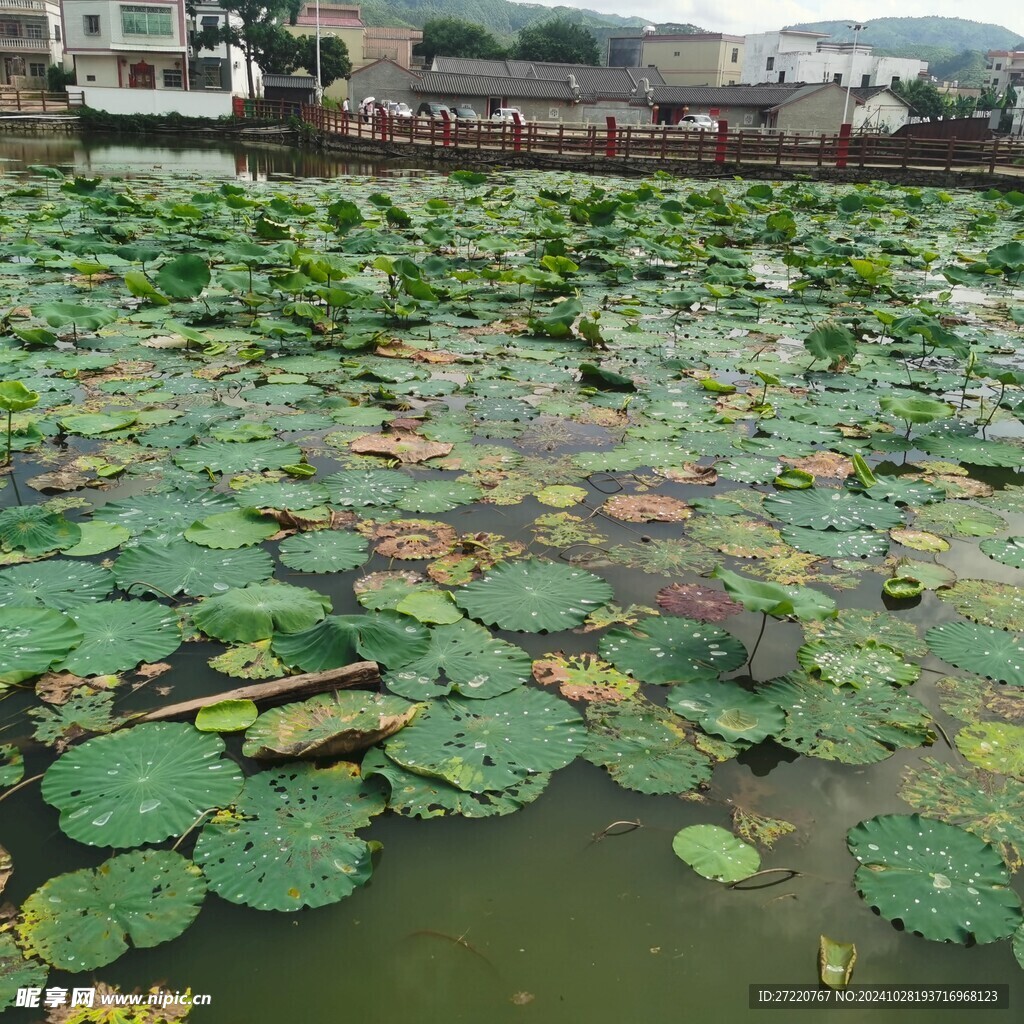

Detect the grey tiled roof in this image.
[413,72,576,100]
[641,84,805,108]
[263,74,317,89]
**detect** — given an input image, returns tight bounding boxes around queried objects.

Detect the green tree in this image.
[512,16,600,65]
[416,17,506,64]
[893,78,945,121]
[977,87,1000,110]
[291,35,351,89]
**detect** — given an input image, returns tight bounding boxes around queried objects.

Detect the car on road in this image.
[491,107,523,123]
[416,102,452,118]
[678,113,718,131]
[452,105,479,119]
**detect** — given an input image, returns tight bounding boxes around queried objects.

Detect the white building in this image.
[742,29,926,90]
[986,50,1024,135]
[189,1,254,97]
[1,0,64,87]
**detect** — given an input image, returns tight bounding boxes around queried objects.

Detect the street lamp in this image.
[315,0,322,103]
[842,22,866,126]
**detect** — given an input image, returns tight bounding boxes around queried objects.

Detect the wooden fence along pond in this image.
[236,99,1024,178]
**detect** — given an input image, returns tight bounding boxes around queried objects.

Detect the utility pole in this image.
[842,23,866,126]
[315,0,322,103]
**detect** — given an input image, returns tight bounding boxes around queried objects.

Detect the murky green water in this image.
[0,134,1021,1024]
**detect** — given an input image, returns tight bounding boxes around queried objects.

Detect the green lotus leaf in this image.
[395,480,484,513]
[31,300,118,332]
[926,621,1024,685]
[277,530,369,573]
[955,723,1024,780]
[192,582,331,643]
[0,506,81,555]
[980,537,1024,571]
[62,601,181,676]
[383,688,584,793]
[0,932,47,1011]
[60,412,137,437]
[936,580,1024,633]
[803,609,928,659]
[173,439,302,475]
[272,611,429,673]
[673,824,760,883]
[532,653,639,702]
[454,558,613,633]
[819,935,856,989]
[382,619,531,700]
[599,615,746,685]
[42,722,243,847]
[0,380,40,413]
[850,475,945,506]
[354,571,433,611]
[321,468,412,507]
[773,468,814,489]
[759,672,933,764]
[242,691,420,760]
[1015,922,1024,971]
[764,489,904,532]
[847,814,1022,944]
[29,688,120,748]
[899,757,1024,872]
[361,746,549,819]
[59,521,132,558]
[879,395,954,426]
[803,323,857,367]
[195,699,259,733]
[154,253,211,299]
[17,850,206,969]
[113,539,274,597]
[780,525,889,559]
[797,640,920,688]
[184,507,278,549]
[0,743,24,788]
[208,639,287,680]
[916,435,1024,469]
[713,568,837,621]
[911,502,1007,538]
[92,489,237,538]
[235,479,330,509]
[193,762,386,911]
[0,560,113,611]
[393,589,463,624]
[667,681,785,744]
[0,607,84,685]
[583,695,714,794]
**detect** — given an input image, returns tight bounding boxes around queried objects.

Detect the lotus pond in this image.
[0,149,1023,1023]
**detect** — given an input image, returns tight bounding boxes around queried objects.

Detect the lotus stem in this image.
[729,867,801,889]
[170,807,218,852]
[747,612,768,673]
[4,409,10,466]
[123,581,181,604]
[0,772,44,804]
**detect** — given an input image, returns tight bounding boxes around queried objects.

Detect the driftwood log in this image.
[133,661,381,724]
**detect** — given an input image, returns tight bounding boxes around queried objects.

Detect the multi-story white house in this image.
[742,29,926,91]
[189,0,254,97]
[1,0,63,87]
[60,0,188,90]
[986,50,1024,135]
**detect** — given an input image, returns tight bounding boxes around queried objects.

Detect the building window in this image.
[891,75,900,87]
[766,57,774,71]
[83,14,100,34]
[162,68,182,88]
[995,62,1002,70]
[778,71,785,83]
[861,74,870,87]
[54,25,61,41]
[833,73,842,84]
[673,50,679,57]
[28,62,46,77]
[121,5,173,36]
[25,23,43,39]
[199,63,221,88]
[86,74,96,81]
[731,47,738,63]
[200,15,219,28]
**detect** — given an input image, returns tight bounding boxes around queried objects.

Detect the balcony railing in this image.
[0,36,50,51]
[0,0,48,10]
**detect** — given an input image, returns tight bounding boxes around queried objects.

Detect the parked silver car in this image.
[679,114,718,131]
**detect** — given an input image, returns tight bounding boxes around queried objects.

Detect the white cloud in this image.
[518,0,1024,40]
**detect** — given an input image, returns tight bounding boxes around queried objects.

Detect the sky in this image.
[525,1,1024,40]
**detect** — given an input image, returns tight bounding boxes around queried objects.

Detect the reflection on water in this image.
[0,132,429,181]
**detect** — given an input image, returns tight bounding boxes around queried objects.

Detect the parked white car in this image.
[679,114,718,131]
[491,107,523,123]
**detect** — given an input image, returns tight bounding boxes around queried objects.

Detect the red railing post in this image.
[512,112,523,152]
[441,110,451,147]
[605,116,616,158]
[836,122,852,168]
[714,119,729,163]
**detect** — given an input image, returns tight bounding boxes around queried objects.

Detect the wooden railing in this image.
[283,105,1024,176]
[0,88,71,112]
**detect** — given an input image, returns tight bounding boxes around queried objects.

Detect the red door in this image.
[129,62,155,89]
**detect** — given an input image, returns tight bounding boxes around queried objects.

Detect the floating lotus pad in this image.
[113,539,274,597]
[803,608,928,658]
[383,619,532,700]
[193,762,386,911]
[532,653,639,702]
[955,722,1024,780]
[62,601,181,676]
[271,611,429,673]
[454,558,613,633]
[936,579,1024,633]
[383,688,584,793]
[277,530,370,573]
[667,681,785,744]
[599,616,746,685]
[0,932,47,1011]
[192,581,332,643]
[321,468,412,507]
[926,621,1024,686]
[796,640,920,688]
[17,850,206,969]
[92,489,237,538]
[583,695,714,795]
[764,489,904,532]
[672,824,760,883]
[42,722,243,847]
[847,814,1022,944]
[242,691,420,759]
[0,607,83,685]
[184,507,278,549]
[0,560,113,611]
[980,537,1024,571]
[362,746,549,819]
[194,699,259,733]
[0,506,80,555]
[173,439,302,475]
